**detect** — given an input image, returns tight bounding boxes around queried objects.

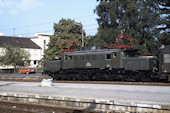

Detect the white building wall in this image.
[0,47,42,69]
[24,48,42,67]
[31,33,50,59]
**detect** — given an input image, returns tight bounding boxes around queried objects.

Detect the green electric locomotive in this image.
[44,45,170,82]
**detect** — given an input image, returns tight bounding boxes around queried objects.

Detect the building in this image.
[0,34,51,69]
[30,33,50,59]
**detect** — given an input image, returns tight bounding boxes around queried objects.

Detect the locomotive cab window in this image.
[164,54,170,63]
[64,55,67,60]
[106,54,111,60]
[68,56,72,61]
[113,53,117,59]
[64,55,72,61]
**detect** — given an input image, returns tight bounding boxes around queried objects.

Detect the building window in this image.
[34,49,38,55]
[34,60,37,65]
[27,49,31,55]
[21,50,25,55]
[44,40,46,50]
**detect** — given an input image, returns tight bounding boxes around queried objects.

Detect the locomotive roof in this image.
[62,49,122,55]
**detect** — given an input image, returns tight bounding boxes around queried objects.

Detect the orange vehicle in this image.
[18,67,36,74]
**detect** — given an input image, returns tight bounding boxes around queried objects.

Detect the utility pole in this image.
[82,26,84,47]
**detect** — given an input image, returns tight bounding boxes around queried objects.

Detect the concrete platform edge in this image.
[0,92,170,112]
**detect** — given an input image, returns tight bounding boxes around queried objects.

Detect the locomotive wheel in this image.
[139,72,151,82]
[47,69,155,82]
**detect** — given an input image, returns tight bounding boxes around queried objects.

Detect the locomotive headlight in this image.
[164,70,167,73]
[152,67,158,72]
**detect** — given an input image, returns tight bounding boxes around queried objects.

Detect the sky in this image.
[0,0,99,37]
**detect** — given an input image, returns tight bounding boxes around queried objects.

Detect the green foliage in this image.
[95,0,161,54]
[88,35,107,46]
[0,45,29,68]
[157,0,170,45]
[45,18,86,60]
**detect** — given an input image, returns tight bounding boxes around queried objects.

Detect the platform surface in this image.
[0,81,170,105]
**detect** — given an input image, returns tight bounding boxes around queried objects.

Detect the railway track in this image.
[0,77,170,86]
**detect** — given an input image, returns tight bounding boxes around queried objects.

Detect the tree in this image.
[0,45,29,69]
[45,18,86,60]
[88,35,107,46]
[158,0,170,45]
[95,0,161,54]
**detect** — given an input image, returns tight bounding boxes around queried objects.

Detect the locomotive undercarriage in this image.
[47,68,158,82]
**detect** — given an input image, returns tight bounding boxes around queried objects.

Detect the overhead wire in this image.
[17,23,98,36]
[0,14,98,36]
[0,15,96,31]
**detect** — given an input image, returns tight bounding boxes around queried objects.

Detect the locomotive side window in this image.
[164,54,170,63]
[106,54,111,60]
